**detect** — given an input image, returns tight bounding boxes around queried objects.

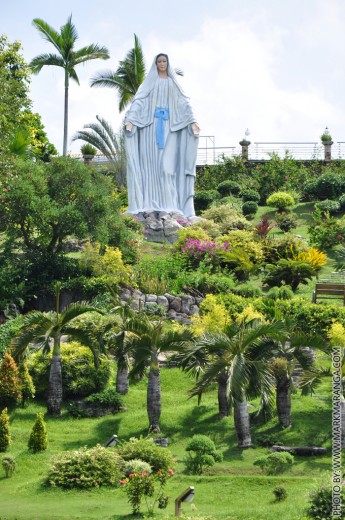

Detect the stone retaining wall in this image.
[120,287,203,325]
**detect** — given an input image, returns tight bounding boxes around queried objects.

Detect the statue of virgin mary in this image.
[124,53,199,218]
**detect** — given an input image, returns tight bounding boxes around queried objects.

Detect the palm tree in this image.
[185,320,282,448]
[128,314,193,432]
[11,284,103,415]
[90,34,145,112]
[30,15,110,156]
[72,115,126,186]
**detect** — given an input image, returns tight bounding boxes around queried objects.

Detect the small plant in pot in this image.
[320,128,332,143]
[80,143,97,163]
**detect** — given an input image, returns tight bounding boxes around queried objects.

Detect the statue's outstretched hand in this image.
[125,122,134,132]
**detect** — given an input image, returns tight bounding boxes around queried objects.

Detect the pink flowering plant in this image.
[175,238,230,269]
[120,468,174,515]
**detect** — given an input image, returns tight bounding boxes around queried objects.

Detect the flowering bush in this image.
[120,468,174,515]
[177,238,230,269]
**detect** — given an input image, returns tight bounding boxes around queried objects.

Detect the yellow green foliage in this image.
[295,247,327,273]
[235,304,266,325]
[0,352,22,405]
[191,294,230,336]
[201,205,250,234]
[218,230,264,263]
[270,357,288,380]
[80,242,132,284]
[327,322,345,347]
[193,218,221,239]
[0,408,10,452]
[28,412,48,453]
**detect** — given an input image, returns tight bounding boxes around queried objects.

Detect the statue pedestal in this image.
[134,211,204,244]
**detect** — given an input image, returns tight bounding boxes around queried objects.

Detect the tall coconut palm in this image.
[128,314,193,432]
[185,320,282,448]
[90,34,145,112]
[30,15,110,156]
[72,115,126,186]
[11,283,103,415]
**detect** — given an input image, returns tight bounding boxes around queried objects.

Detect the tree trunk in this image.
[276,373,291,428]
[217,371,230,418]
[147,350,161,432]
[47,354,63,415]
[63,70,69,156]
[116,366,129,395]
[234,397,252,448]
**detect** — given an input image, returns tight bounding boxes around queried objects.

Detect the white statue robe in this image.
[124,76,199,217]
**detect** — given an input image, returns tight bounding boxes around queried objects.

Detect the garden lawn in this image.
[0,368,331,519]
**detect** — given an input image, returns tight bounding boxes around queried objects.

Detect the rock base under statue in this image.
[133,210,204,244]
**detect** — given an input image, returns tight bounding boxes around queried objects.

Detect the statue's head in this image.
[155,53,169,76]
[155,53,169,65]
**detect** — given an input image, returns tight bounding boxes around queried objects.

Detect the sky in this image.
[2,0,345,155]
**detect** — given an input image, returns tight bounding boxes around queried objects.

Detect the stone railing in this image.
[120,287,203,325]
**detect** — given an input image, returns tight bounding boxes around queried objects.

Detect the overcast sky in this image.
[2,0,345,154]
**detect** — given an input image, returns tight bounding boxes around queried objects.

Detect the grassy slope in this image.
[0,369,331,520]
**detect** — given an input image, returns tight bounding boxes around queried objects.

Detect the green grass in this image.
[0,369,332,519]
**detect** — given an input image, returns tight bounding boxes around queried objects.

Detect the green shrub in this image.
[266,192,295,212]
[253,452,294,475]
[18,362,35,407]
[242,201,258,216]
[2,454,16,477]
[0,315,25,360]
[28,412,47,453]
[339,193,345,210]
[219,230,264,263]
[194,190,220,212]
[48,445,123,489]
[233,284,262,298]
[241,188,260,203]
[201,204,250,234]
[118,438,175,472]
[0,352,22,406]
[0,408,10,452]
[122,458,152,477]
[273,486,288,502]
[315,199,340,214]
[264,259,314,291]
[306,171,345,200]
[84,389,123,409]
[266,286,293,300]
[264,234,308,263]
[185,434,223,475]
[217,180,241,197]
[28,342,111,399]
[80,143,97,156]
[275,212,298,232]
[308,208,345,250]
[182,271,236,296]
[307,485,345,519]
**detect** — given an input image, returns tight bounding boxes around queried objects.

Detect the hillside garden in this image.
[0,151,344,519]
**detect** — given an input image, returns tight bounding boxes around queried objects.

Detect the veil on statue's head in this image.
[133,53,188,101]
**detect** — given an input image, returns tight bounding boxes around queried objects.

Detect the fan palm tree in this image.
[185,320,282,448]
[128,314,193,432]
[30,15,110,156]
[72,115,126,186]
[11,283,103,415]
[90,34,145,112]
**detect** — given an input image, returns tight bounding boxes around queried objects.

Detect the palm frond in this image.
[60,303,103,328]
[30,53,65,72]
[32,18,63,54]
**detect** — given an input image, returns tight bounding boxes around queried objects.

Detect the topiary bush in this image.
[266,192,295,212]
[201,204,250,234]
[194,190,220,212]
[273,486,288,502]
[0,352,22,406]
[217,180,241,197]
[184,434,223,475]
[48,445,123,489]
[28,412,48,453]
[2,454,16,477]
[315,199,340,214]
[28,342,111,399]
[0,408,10,452]
[241,188,260,203]
[242,201,258,216]
[253,452,294,475]
[118,438,175,472]
[218,230,264,264]
[18,362,35,407]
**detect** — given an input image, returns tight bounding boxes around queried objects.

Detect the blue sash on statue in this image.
[154,108,169,149]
